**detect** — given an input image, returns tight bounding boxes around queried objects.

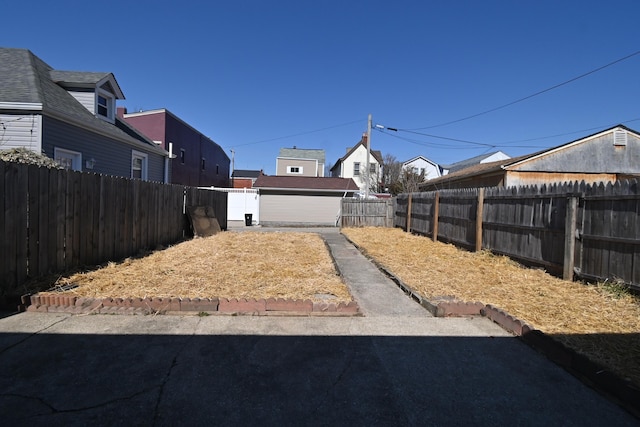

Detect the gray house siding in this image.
[0,113,42,151]
[41,116,165,181]
[511,130,640,174]
[276,158,319,176]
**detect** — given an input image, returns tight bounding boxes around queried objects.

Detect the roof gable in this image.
[505,125,640,171]
[331,135,383,171]
[49,71,124,99]
[402,155,439,168]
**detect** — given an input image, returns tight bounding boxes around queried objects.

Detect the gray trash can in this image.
[244,213,253,226]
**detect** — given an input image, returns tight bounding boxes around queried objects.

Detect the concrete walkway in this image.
[0,227,636,426]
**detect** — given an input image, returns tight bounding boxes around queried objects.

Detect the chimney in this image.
[117,106,127,118]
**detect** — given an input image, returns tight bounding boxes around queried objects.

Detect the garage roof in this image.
[254,175,359,191]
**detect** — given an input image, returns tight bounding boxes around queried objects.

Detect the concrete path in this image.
[322,230,430,317]
[0,227,636,426]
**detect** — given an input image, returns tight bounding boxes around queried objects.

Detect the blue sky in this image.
[3,1,640,174]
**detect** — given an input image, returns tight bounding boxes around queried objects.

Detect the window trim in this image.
[54,147,82,171]
[353,162,360,176]
[287,165,303,174]
[131,150,148,180]
[95,88,115,122]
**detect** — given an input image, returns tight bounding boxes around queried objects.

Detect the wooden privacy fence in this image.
[0,161,227,295]
[341,198,395,227]
[395,180,640,290]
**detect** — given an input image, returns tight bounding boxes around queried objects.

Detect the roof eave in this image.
[254,186,357,193]
[43,109,169,157]
[0,102,43,111]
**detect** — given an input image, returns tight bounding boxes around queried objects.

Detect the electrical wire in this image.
[227,118,362,148]
[411,49,640,130]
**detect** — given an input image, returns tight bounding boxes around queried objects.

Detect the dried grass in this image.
[341,227,640,386]
[43,232,352,304]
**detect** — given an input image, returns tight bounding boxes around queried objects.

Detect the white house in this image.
[330,134,383,193]
[402,155,442,180]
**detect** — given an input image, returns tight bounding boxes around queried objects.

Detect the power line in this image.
[374,127,496,150]
[227,119,362,148]
[412,49,640,130]
[377,117,640,151]
[494,117,640,145]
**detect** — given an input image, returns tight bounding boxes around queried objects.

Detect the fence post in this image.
[432,191,439,242]
[406,193,412,232]
[563,196,578,281]
[476,188,484,252]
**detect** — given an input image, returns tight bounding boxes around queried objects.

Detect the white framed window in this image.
[370,164,376,174]
[287,166,303,174]
[96,89,115,121]
[353,162,360,176]
[131,150,148,180]
[54,147,82,171]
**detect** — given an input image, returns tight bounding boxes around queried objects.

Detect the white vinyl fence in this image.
[203,187,260,225]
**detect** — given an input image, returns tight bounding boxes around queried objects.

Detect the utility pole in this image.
[365,113,372,198]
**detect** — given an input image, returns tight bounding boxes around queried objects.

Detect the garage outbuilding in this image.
[253,175,359,226]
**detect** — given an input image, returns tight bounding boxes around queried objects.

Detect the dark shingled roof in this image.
[0,47,164,155]
[232,169,263,178]
[254,175,359,191]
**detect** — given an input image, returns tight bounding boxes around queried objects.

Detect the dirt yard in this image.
[341,226,640,388]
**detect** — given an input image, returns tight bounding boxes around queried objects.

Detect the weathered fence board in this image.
[341,198,394,227]
[396,179,640,289]
[0,161,228,296]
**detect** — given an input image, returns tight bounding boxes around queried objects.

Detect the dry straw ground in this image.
[341,226,640,388]
[46,232,352,304]
[43,227,639,387]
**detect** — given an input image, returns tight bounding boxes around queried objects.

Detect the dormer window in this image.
[97,95,109,117]
[96,89,115,122]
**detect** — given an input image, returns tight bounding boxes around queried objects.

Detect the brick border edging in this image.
[25,294,360,316]
[342,233,640,419]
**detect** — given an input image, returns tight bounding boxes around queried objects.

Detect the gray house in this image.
[420,125,640,191]
[276,147,326,177]
[0,47,169,181]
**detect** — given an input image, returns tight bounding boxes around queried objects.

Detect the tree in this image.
[399,167,425,193]
[382,154,402,194]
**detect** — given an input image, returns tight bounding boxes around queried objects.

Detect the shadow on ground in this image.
[0,332,636,426]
